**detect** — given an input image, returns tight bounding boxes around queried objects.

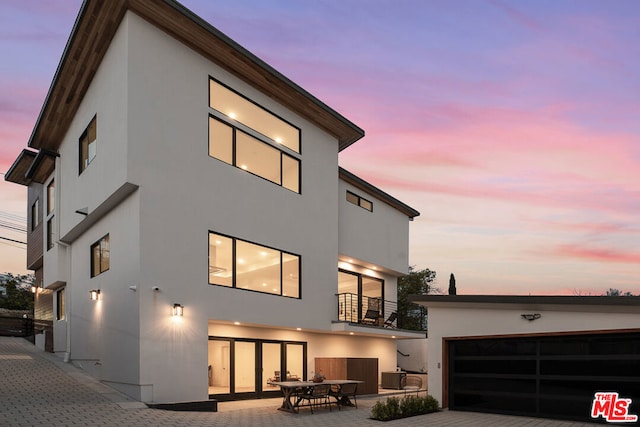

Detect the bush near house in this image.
[370,395,439,421]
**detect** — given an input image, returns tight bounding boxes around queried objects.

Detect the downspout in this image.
[53,158,72,363]
[58,240,72,363]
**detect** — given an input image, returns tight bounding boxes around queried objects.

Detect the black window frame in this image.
[31,198,39,230]
[208,77,302,194]
[346,190,373,212]
[90,234,110,277]
[56,288,65,320]
[79,115,97,174]
[208,230,301,299]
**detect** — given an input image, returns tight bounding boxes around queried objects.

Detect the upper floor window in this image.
[79,116,97,173]
[31,199,40,230]
[47,180,55,215]
[91,234,110,277]
[346,190,373,212]
[208,79,301,193]
[208,231,300,298]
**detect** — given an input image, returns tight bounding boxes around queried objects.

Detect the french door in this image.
[208,337,306,400]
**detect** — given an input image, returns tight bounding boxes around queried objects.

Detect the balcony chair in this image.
[362,308,380,325]
[383,312,397,328]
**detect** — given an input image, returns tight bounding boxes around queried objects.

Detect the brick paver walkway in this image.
[0,337,597,426]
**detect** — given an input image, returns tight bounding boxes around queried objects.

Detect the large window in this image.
[208,231,300,298]
[208,79,301,193]
[79,116,97,173]
[338,270,384,323]
[91,234,110,277]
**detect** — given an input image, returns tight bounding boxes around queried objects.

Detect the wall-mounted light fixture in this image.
[173,303,184,317]
[521,313,541,321]
[31,286,37,294]
[89,289,101,301]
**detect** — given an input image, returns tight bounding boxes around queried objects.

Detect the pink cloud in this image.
[549,244,640,264]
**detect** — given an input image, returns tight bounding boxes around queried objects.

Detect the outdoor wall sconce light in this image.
[173,304,184,317]
[521,313,541,321]
[89,289,101,301]
[31,286,37,294]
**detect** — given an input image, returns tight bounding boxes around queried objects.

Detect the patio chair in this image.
[383,312,397,328]
[331,382,358,409]
[401,375,422,395]
[362,309,380,325]
[298,383,332,414]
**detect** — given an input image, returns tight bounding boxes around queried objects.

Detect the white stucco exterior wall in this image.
[124,12,344,403]
[338,180,410,276]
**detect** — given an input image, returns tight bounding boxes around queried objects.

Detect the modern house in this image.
[411,295,640,423]
[5,0,423,405]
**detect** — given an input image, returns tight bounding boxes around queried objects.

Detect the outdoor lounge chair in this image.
[362,309,380,325]
[383,312,397,328]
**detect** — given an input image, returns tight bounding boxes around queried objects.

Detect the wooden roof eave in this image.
[4,150,38,186]
[28,0,364,153]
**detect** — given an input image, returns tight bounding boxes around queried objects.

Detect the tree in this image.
[448,273,457,295]
[604,288,635,297]
[0,273,35,311]
[397,267,439,331]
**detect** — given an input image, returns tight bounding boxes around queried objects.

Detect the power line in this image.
[0,236,26,245]
[0,222,27,233]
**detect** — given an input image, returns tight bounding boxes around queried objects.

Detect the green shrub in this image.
[370,394,439,421]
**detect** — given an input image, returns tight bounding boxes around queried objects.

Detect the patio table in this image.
[267,380,363,413]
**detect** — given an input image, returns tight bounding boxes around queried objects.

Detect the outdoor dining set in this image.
[267,379,363,414]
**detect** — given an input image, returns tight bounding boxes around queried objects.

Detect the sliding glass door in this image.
[208,337,306,400]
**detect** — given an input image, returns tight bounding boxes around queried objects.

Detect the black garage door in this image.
[448,331,640,422]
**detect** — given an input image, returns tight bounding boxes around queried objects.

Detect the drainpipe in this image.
[59,240,72,363]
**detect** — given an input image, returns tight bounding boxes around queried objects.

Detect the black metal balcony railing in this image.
[336,293,397,328]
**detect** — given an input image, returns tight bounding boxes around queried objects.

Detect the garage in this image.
[448,331,640,422]
[409,295,640,423]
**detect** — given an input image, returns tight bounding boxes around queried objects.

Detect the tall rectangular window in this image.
[79,116,97,173]
[47,180,55,215]
[208,78,301,193]
[91,234,110,277]
[56,288,65,320]
[47,217,54,251]
[208,231,300,298]
[31,199,39,230]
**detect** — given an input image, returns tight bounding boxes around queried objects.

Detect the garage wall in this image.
[427,305,640,405]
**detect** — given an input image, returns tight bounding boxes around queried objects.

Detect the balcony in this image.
[337,293,398,328]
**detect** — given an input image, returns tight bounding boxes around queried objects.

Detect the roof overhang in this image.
[4,149,58,186]
[339,167,420,219]
[4,150,37,186]
[27,0,364,154]
[409,295,640,314]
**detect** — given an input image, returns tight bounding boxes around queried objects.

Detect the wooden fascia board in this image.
[28,0,363,153]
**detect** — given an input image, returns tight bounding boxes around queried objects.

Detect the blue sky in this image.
[1,0,639,295]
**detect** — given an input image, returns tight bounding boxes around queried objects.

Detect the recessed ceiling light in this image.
[229,112,237,119]
[233,321,240,325]
[296,327,302,331]
[349,332,354,335]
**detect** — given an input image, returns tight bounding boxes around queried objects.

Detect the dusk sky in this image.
[1,1,638,295]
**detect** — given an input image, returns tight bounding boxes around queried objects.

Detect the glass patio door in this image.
[234,341,256,395]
